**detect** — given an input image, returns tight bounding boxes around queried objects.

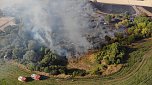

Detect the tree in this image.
[127,27,135,35]
[28,40,37,51]
[35,65,40,71]
[114,32,124,41]
[104,58,110,65]
[27,62,35,71]
[124,11,130,19]
[105,15,112,23]
[141,28,151,37]
[134,28,141,35]
[12,47,25,59]
[105,35,112,43]
[115,19,129,29]
[23,50,37,62]
[96,42,125,65]
[44,67,50,73]
[116,59,121,64]
[12,48,21,59]
[127,34,135,44]
[50,70,59,75]
[40,52,57,66]
[134,16,150,24]
[115,23,120,29]
[137,22,146,29]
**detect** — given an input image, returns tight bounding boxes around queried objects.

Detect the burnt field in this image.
[92,2,136,14]
[143,7,152,13]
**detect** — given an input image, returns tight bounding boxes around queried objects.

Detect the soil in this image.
[68,51,123,76]
[102,64,122,76]
[92,3,136,14]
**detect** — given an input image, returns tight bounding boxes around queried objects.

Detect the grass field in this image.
[0,38,152,85]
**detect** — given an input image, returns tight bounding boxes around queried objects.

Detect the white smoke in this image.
[0,0,94,57]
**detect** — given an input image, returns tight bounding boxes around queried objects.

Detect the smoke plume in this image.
[0,0,95,57]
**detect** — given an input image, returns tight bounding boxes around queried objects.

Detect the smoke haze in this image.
[0,0,95,57]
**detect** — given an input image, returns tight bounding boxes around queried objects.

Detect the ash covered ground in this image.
[0,1,117,58]
[92,2,136,14]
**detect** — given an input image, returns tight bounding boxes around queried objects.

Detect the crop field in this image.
[0,38,152,85]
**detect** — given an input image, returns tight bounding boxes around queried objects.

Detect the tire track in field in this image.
[103,47,152,84]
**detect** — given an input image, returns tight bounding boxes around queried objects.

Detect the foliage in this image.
[113,15,152,45]
[127,16,152,38]
[0,25,67,75]
[0,79,7,85]
[0,14,152,77]
[105,15,112,23]
[115,19,129,29]
[23,50,37,62]
[66,69,87,76]
[96,42,126,65]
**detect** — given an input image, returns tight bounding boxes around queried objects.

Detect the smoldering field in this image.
[0,0,114,58]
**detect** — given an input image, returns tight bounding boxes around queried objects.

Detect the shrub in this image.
[49,70,59,75]
[72,70,86,76]
[44,67,50,73]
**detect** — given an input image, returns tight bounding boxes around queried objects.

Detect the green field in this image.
[0,38,152,85]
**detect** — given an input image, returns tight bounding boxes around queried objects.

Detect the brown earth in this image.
[68,51,123,76]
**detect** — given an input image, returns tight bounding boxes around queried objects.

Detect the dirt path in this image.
[137,6,152,16]
[132,6,140,15]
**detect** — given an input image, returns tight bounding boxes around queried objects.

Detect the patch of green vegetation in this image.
[0,11,152,85]
[0,63,58,85]
[111,49,152,85]
[96,42,125,65]
[61,38,152,85]
[89,42,126,75]
[101,38,152,79]
[0,25,69,76]
[0,38,152,85]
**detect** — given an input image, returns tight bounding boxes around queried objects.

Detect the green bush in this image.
[72,70,86,76]
[44,67,50,73]
[49,70,59,75]
[96,42,125,65]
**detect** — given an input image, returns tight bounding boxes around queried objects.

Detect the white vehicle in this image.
[31,74,41,80]
[18,76,26,82]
